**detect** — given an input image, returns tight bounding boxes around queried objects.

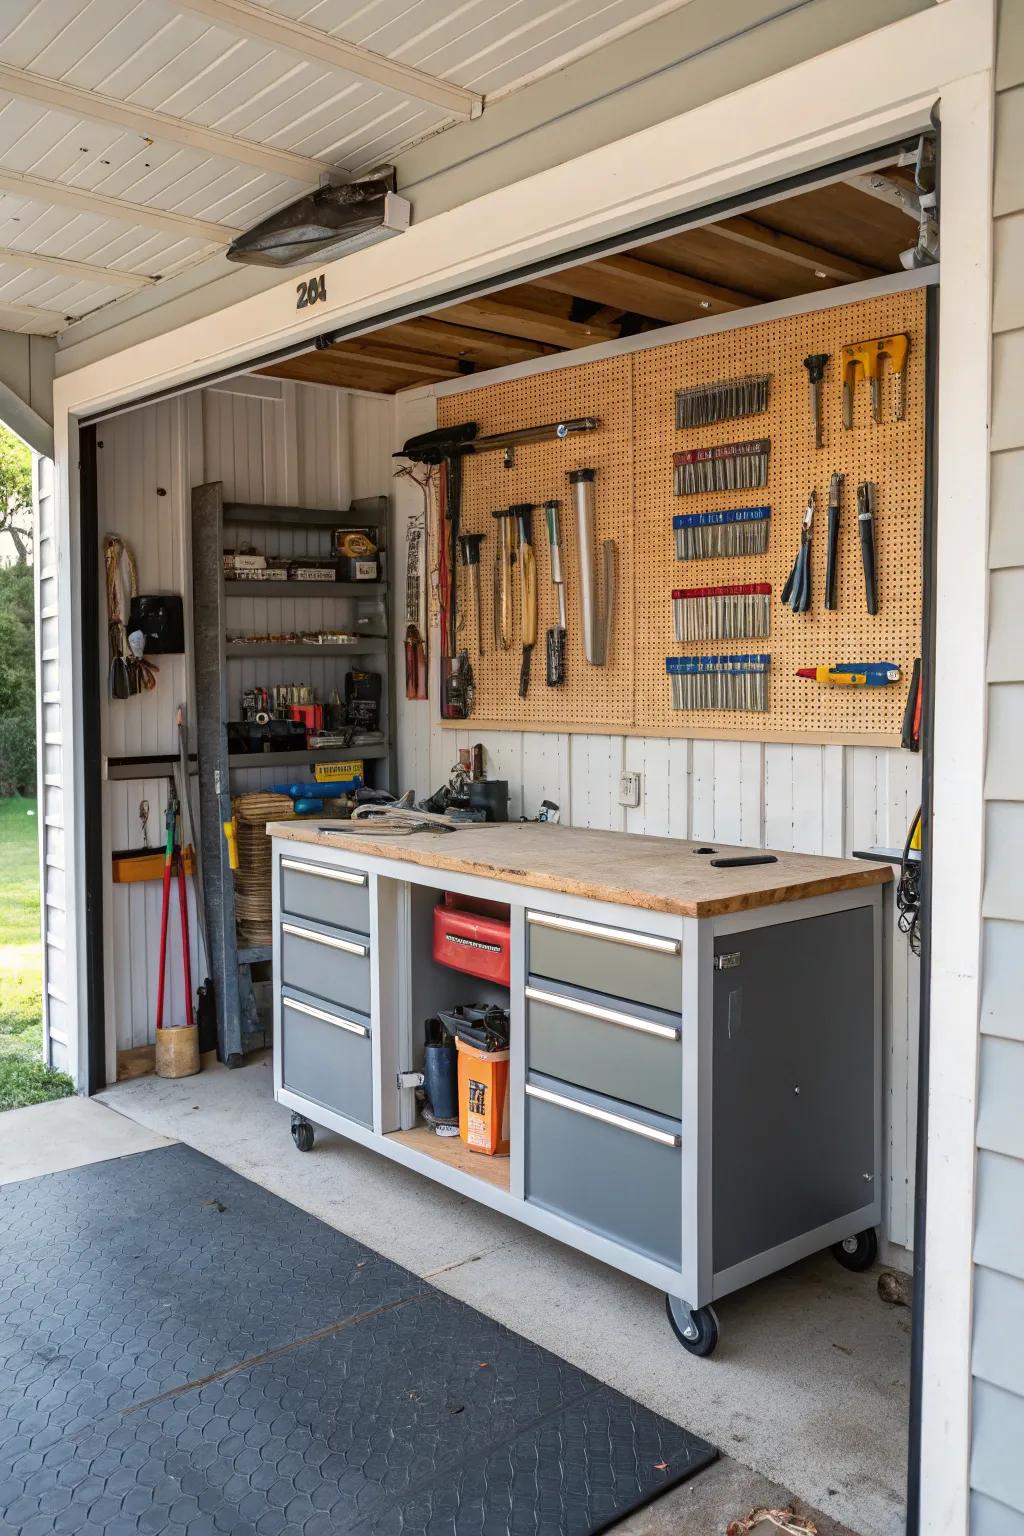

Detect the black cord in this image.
[896,808,923,957]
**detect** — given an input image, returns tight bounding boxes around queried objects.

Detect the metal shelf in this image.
[224,580,387,597]
[225,638,387,658]
[223,495,387,530]
[228,744,389,769]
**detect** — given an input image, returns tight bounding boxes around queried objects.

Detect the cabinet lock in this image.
[714,951,741,971]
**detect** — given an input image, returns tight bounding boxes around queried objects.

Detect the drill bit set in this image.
[673,506,771,560]
[672,583,772,642]
[673,438,771,495]
[674,373,771,429]
[666,654,771,712]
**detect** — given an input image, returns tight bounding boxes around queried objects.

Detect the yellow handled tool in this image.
[223,817,239,871]
[491,508,517,650]
[841,333,911,426]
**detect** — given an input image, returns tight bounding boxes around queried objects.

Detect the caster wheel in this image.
[832,1227,878,1272]
[291,1117,315,1153]
[665,1296,720,1357]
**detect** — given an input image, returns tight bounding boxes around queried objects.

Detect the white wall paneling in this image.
[98,377,393,1058]
[392,387,922,1253]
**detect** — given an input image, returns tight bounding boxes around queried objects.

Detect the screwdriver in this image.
[796,664,901,686]
[803,354,829,449]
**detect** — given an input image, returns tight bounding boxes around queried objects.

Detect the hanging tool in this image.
[857,481,878,614]
[458,533,486,657]
[672,583,771,642]
[673,506,771,560]
[138,799,150,848]
[666,655,771,712]
[796,663,901,686]
[512,505,539,698]
[155,791,194,1033]
[568,469,615,666]
[841,334,911,427]
[544,499,567,686]
[393,462,431,700]
[901,658,923,751]
[440,456,467,718]
[824,472,844,611]
[673,438,770,495]
[781,490,815,614]
[491,508,517,650]
[395,417,600,469]
[802,354,829,449]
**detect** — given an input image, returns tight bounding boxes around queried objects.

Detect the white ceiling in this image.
[0,0,692,335]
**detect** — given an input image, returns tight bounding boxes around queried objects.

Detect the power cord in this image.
[897,808,923,957]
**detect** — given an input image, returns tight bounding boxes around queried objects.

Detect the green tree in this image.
[0,425,32,566]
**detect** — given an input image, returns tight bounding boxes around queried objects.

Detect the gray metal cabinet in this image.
[525,979,682,1118]
[525,1073,682,1268]
[711,906,877,1275]
[280,987,373,1127]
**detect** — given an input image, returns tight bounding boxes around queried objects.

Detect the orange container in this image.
[456,1037,510,1156]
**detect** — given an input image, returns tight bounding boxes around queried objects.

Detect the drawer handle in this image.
[282,857,367,887]
[527,910,680,956]
[525,986,681,1041]
[525,1083,681,1147]
[281,922,369,957]
[283,997,370,1037]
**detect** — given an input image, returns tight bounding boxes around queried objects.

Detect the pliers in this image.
[782,490,815,614]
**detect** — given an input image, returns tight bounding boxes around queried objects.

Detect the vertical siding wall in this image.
[971,7,1024,1531]
[393,388,922,1253]
[99,377,392,1058]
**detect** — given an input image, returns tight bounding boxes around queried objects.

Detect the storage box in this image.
[433,896,511,985]
[457,1037,510,1156]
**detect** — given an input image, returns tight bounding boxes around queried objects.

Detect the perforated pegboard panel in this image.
[438,355,635,728]
[439,288,924,742]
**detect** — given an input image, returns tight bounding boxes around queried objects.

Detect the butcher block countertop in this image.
[269,820,889,919]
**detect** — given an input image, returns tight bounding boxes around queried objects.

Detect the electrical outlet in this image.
[618,771,641,808]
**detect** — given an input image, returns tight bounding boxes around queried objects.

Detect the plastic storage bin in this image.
[433,895,511,986]
[457,1037,510,1155]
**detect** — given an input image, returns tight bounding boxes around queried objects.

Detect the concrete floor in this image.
[96,1055,911,1536]
[0,1092,169,1184]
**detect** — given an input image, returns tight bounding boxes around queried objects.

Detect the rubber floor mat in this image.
[0,1142,715,1534]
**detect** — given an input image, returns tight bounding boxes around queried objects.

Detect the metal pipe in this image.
[569,468,602,664]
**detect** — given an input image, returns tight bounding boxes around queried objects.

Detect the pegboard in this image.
[438,354,635,729]
[439,287,925,743]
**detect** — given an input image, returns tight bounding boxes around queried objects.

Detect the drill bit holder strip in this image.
[666,655,771,712]
[673,438,771,495]
[674,373,771,429]
[437,285,924,742]
[672,583,771,642]
[673,507,771,560]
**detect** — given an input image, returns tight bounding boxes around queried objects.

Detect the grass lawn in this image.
[0,796,74,1110]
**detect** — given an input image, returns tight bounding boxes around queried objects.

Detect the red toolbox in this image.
[433,893,511,986]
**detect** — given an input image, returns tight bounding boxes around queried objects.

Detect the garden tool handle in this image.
[223,817,239,872]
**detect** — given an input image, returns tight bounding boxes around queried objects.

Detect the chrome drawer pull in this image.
[527,910,680,956]
[281,922,368,957]
[525,986,680,1041]
[281,857,367,887]
[525,1083,681,1147]
[283,997,369,1037]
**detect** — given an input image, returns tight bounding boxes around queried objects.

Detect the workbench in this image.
[269,820,890,1355]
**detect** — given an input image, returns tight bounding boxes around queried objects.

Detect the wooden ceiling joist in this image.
[534,253,755,322]
[702,215,881,283]
[381,318,557,368]
[439,293,619,349]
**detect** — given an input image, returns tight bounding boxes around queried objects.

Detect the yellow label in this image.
[312,759,363,783]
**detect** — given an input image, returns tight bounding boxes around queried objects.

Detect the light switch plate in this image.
[618,771,641,808]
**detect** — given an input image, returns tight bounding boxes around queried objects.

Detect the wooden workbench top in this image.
[268,820,889,918]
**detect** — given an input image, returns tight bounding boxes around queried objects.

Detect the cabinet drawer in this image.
[527,909,681,1013]
[524,1073,682,1268]
[280,988,372,1128]
[280,918,371,1015]
[280,855,370,934]
[526,981,681,1119]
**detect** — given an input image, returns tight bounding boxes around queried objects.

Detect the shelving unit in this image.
[191,483,396,1064]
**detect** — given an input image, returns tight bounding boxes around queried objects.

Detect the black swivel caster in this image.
[665,1295,720,1357]
[831,1227,878,1272]
[291,1115,315,1153]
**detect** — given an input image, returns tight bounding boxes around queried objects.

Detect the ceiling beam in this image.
[0,62,326,183]
[702,215,881,282]
[438,294,617,349]
[0,245,156,289]
[175,0,483,120]
[329,339,464,380]
[0,166,237,244]
[382,318,555,367]
[534,253,754,321]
